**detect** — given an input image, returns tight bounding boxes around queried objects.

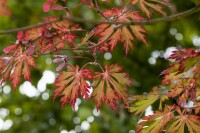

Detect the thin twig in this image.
[34,26,116,56]
[91,0,109,21]
[0,6,199,34]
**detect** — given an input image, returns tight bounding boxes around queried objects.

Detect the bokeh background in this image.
[0,0,199,133]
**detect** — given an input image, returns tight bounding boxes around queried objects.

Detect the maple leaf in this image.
[168,48,200,61]
[3,44,17,53]
[0,46,36,89]
[43,0,55,12]
[129,87,168,114]
[166,107,200,133]
[136,105,174,133]
[20,17,80,54]
[92,64,133,111]
[129,95,159,114]
[23,27,44,41]
[95,8,147,55]
[131,0,172,18]
[43,0,66,12]
[54,65,93,109]
[161,49,200,105]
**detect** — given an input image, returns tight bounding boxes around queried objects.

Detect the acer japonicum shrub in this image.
[0,0,200,132]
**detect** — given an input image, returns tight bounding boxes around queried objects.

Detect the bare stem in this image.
[0,6,199,34]
[91,0,109,21]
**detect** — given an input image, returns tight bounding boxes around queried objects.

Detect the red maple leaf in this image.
[92,64,133,111]
[0,46,36,89]
[131,0,173,18]
[54,65,93,109]
[95,8,147,55]
[166,107,200,132]
[18,17,80,54]
[43,0,66,12]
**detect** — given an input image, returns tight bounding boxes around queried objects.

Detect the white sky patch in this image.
[129,130,135,133]
[148,57,156,65]
[0,118,13,131]
[73,117,81,124]
[145,106,153,116]
[42,70,56,84]
[14,108,22,115]
[46,58,52,65]
[192,35,200,46]
[104,52,112,60]
[19,81,40,98]
[69,130,76,133]
[42,92,49,100]
[75,125,82,132]
[0,108,9,118]
[175,33,183,41]
[0,118,3,129]
[138,106,154,124]
[37,70,56,92]
[84,81,93,98]
[2,120,13,130]
[183,101,195,108]
[37,80,46,92]
[74,98,82,112]
[169,28,177,35]
[93,108,100,116]
[164,47,177,59]
[81,121,90,130]
[60,130,69,133]
[3,85,11,94]
[87,116,94,123]
[151,50,160,58]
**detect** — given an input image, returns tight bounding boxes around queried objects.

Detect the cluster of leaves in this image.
[129,49,200,132]
[54,64,133,111]
[0,0,172,107]
[0,0,200,132]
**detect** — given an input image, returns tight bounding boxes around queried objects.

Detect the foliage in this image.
[0,0,200,132]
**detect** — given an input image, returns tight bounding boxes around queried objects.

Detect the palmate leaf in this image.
[162,49,200,104]
[136,105,174,133]
[0,46,36,89]
[92,64,133,111]
[129,87,168,114]
[43,0,66,12]
[131,0,172,18]
[129,95,159,114]
[166,108,200,133]
[54,65,93,109]
[17,17,80,54]
[94,8,147,55]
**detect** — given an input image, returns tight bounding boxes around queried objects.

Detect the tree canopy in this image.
[0,0,200,133]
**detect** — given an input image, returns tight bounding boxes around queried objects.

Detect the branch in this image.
[0,6,200,34]
[59,28,115,50]
[36,26,116,55]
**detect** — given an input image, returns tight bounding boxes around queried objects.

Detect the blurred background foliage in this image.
[0,0,199,133]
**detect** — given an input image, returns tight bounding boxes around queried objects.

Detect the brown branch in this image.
[58,28,115,50]
[0,6,200,34]
[35,26,116,55]
[92,0,109,21]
